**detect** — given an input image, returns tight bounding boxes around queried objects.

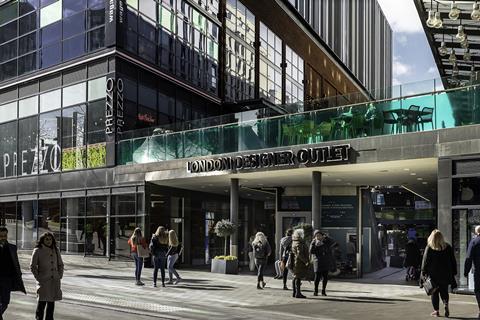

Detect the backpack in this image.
[253,243,266,259]
[286,251,295,270]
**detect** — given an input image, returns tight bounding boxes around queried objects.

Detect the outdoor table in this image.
[385,108,430,133]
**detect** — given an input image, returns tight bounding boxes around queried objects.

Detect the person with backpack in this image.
[279,229,293,290]
[149,226,169,287]
[310,230,336,296]
[290,229,309,299]
[252,232,271,290]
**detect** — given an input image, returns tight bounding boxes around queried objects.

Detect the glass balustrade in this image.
[117,79,480,165]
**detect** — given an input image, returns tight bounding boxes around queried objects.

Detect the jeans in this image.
[314,271,329,292]
[132,252,144,281]
[255,258,266,282]
[431,283,449,311]
[153,255,167,285]
[36,301,55,320]
[282,265,289,287]
[0,277,12,319]
[167,253,180,281]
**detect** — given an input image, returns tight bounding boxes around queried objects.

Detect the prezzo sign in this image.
[2,144,61,177]
[187,144,352,173]
[105,77,124,135]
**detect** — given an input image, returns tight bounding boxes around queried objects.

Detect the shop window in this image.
[62,104,86,170]
[0,202,17,242]
[0,121,17,178]
[17,200,38,250]
[85,196,107,256]
[453,177,480,206]
[0,102,17,123]
[40,0,62,28]
[38,199,61,241]
[86,100,106,168]
[60,197,86,253]
[39,109,61,173]
[40,89,61,112]
[63,82,86,107]
[18,116,39,175]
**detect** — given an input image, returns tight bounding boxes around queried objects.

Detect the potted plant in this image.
[211,219,238,274]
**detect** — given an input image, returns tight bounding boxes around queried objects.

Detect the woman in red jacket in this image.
[128,228,148,286]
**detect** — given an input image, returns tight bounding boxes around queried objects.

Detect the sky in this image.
[377,0,441,87]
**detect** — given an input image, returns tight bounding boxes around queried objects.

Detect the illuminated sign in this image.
[187,144,352,173]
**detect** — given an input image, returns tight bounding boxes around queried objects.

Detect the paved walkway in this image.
[4,255,480,320]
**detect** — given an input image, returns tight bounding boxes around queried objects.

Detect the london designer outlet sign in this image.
[187,144,352,173]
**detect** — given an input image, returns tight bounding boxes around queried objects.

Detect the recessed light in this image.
[417,178,423,181]
[403,168,410,171]
[410,173,417,176]
[422,182,428,185]
[208,184,213,187]
[323,174,329,177]
[379,170,389,173]
[200,186,206,189]
[247,194,251,196]
[346,182,352,185]
[224,190,228,193]
[257,183,264,186]
[335,179,342,182]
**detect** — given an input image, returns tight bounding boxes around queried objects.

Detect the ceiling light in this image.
[417,177,423,181]
[410,172,417,176]
[464,49,472,61]
[472,2,480,20]
[449,1,461,20]
[449,48,457,64]
[335,179,342,182]
[422,182,428,185]
[426,10,436,27]
[438,41,448,56]
[403,168,410,171]
[433,11,443,28]
[456,25,466,41]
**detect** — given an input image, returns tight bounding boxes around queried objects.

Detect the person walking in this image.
[150,226,169,287]
[0,226,26,320]
[252,232,271,289]
[404,237,422,281]
[310,230,335,296]
[30,232,64,320]
[166,230,182,284]
[279,229,293,290]
[291,229,309,299]
[464,225,480,319]
[128,227,148,286]
[422,229,457,317]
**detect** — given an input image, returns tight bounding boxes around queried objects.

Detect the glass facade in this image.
[259,22,282,104]
[0,75,107,179]
[0,0,106,82]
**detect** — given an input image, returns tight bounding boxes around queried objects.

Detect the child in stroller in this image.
[404,237,422,282]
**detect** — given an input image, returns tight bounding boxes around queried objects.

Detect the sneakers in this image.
[313,291,318,296]
[135,281,145,286]
[153,283,157,288]
[162,283,166,287]
[174,278,181,285]
[321,290,327,296]
[167,280,174,284]
[430,310,439,317]
[262,281,266,288]
[257,282,263,290]
[283,285,289,290]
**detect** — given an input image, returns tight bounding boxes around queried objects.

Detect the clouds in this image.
[377,0,423,33]
[393,57,412,77]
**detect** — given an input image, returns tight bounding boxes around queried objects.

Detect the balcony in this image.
[117,78,480,165]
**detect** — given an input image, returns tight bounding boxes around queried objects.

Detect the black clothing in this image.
[404,240,422,267]
[314,271,329,294]
[421,244,457,286]
[279,236,292,261]
[36,301,55,320]
[0,246,14,277]
[167,245,181,256]
[150,236,168,257]
[282,266,289,287]
[255,259,267,282]
[431,284,449,311]
[253,241,271,260]
[465,235,480,308]
[153,256,167,285]
[310,237,335,272]
[0,277,12,318]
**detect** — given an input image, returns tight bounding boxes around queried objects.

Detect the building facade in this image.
[0,0,394,267]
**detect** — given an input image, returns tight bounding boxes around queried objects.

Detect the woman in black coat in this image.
[421,229,457,317]
[309,230,336,296]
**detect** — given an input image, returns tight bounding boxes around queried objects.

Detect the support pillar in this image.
[230,178,239,257]
[357,187,363,278]
[312,172,322,230]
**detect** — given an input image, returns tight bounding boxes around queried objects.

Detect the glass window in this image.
[0,60,17,81]
[63,82,86,107]
[139,0,156,21]
[0,102,17,123]
[63,11,85,39]
[0,121,17,178]
[17,200,38,249]
[0,1,18,26]
[87,100,106,168]
[0,21,17,44]
[88,27,104,51]
[63,0,86,17]
[88,77,106,101]
[40,42,61,68]
[40,0,62,28]
[20,0,39,15]
[38,199,61,241]
[159,5,175,32]
[63,34,86,61]
[41,21,62,46]
[87,4,104,28]
[18,116,38,175]
[0,202,17,240]
[85,196,107,256]
[19,96,38,118]
[19,12,37,36]
[18,52,37,75]
[39,109,61,173]
[127,0,138,9]
[60,197,85,253]
[18,32,37,55]
[0,40,17,64]
[40,89,61,113]
[62,104,86,170]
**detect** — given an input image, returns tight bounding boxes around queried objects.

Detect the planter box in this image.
[211,259,238,274]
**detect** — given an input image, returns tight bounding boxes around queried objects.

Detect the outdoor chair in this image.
[418,107,434,130]
[399,105,421,132]
[382,111,399,134]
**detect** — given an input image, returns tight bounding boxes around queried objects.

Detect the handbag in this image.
[422,275,438,296]
[137,244,150,258]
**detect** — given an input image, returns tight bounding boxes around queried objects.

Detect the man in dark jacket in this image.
[464,225,480,318]
[0,226,26,320]
[279,229,293,290]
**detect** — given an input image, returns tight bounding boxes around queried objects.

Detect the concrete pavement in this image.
[4,255,480,320]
